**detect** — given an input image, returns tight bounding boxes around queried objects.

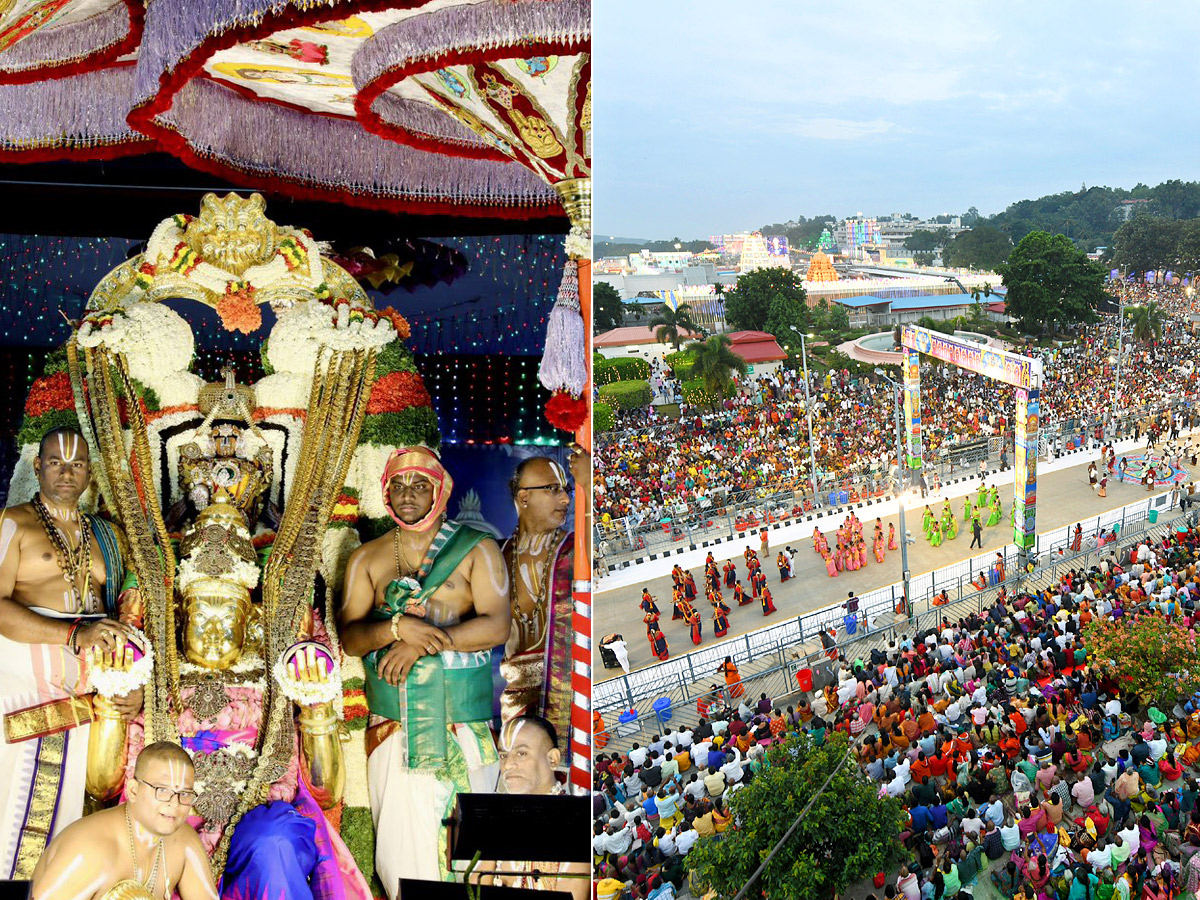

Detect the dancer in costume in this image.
[682,571,697,602]
[987,494,1003,527]
[671,589,688,620]
[722,560,736,589]
[888,522,897,551]
[648,624,669,661]
[642,610,659,635]
[639,588,659,617]
[823,551,838,578]
[685,606,702,645]
[498,454,585,783]
[946,510,959,540]
[930,520,943,547]
[713,605,730,639]
[873,529,886,564]
[670,564,683,591]
[922,505,934,540]
[963,495,974,523]
[777,551,790,582]
[30,742,218,900]
[812,527,827,555]
[856,535,867,569]
[341,447,510,891]
[733,582,751,606]
[0,428,133,880]
[760,586,777,617]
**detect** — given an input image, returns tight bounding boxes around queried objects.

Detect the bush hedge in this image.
[680,377,735,406]
[593,401,614,432]
[664,350,696,381]
[594,356,650,385]
[598,379,652,410]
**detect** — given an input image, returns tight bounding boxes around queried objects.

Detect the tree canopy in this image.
[687,732,905,900]
[760,215,837,250]
[724,267,807,332]
[689,333,748,405]
[1084,612,1200,707]
[997,231,1105,334]
[593,281,624,333]
[1111,215,1183,273]
[942,225,1012,270]
[648,303,697,350]
[903,228,949,252]
[763,293,810,353]
[1127,301,1164,344]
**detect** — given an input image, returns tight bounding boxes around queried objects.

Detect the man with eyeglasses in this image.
[499,449,588,796]
[31,741,218,899]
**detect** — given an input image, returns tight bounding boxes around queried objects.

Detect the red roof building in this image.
[726,330,788,364]
[594,325,703,348]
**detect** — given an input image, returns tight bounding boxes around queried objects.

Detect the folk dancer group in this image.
[814,512,894,578]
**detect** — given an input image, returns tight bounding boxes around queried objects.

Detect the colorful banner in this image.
[901,325,1042,389]
[1013,387,1039,550]
[902,350,922,471]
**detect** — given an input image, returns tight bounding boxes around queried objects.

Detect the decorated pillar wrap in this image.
[902,350,922,471]
[1013,387,1039,551]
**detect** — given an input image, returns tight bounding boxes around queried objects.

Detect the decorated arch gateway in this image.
[900,325,1043,560]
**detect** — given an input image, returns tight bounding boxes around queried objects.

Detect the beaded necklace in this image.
[32,492,95,614]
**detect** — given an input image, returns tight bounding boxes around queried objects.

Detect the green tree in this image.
[904,228,949,252]
[647,302,697,350]
[943,226,1012,270]
[1176,219,1200,274]
[912,250,936,267]
[592,282,624,333]
[689,334,747,409]
[723,267,806,331]
[1085,613,1200,707]
[1127,300,1164,343]
[623,299,647,321]
[763,292,810,351]
[688,732,905,900]
[997,231,1105,334]
[826,302,850,334]
[1111,215,1182,273]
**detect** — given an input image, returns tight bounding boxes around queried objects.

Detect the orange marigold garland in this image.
[216,281,263,334]
[376,307,412,340]
[24,371,74,419]
[366,371,431,415]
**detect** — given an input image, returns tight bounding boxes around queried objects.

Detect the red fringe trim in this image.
[0,0,144,86]
[354,38,589,163]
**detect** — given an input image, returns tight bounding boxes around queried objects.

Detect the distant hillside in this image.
[984,179,1200,252]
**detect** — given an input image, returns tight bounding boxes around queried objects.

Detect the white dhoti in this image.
[0,610,91,879]
[366,720,499,900]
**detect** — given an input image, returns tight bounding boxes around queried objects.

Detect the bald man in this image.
[0,426,133,879]
[31,741,217,900]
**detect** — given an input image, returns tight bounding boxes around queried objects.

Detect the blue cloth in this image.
[222,801,319,900]
[910,805,931,832]
[930,805,948,829]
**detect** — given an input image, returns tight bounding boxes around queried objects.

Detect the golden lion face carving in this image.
[184,193,279,271]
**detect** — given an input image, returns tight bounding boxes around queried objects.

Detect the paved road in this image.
[594,438,1196,679]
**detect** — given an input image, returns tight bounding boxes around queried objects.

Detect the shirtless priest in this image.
[31,741,219,900]
[339,445,510,896]
[0,427,136,879]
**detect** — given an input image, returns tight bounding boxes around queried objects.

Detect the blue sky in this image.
[593,2,1200,240]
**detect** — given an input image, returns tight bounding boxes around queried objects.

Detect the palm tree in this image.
[1128,300,1164,344]
[690,334,748,409]
[648,302,697,350]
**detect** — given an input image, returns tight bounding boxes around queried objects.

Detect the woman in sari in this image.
[923,505,935,539]
[719,656,745,698]
[930,520,943,547]
[760,586,777,617]
[988,495,1003,527]
[947,510,959,540]
[777,551,790,582]
[712,606,730,639]
[888,522,897,550]
[823,551,838,578]
[964,495,974,522]
[873,530,886,564]
[857,535,868,569]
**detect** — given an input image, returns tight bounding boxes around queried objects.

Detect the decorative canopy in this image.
[0,0,590,221]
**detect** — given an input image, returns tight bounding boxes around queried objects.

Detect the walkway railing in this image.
[594,492,1177,738]
[596,401,1198,566]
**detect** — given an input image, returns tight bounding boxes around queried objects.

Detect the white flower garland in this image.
[264,301,395,377]
[179,649,265,679]
[77,302,195,386]
[564,225,590,260]
[144,218,324,299]
[177,555,260,594]
[87,627,154,698]
[273,642,342,706]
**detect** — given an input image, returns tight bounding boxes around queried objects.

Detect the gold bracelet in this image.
[390,613,403,643]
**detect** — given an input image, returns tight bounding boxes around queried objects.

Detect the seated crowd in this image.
[593,520,1200,900]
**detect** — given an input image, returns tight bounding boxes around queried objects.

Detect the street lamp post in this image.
[876,367,913,620]
[789,325,820,506]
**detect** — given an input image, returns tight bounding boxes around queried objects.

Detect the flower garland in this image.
[77,302,196,389]
[214,281,262,335]
[262,300,395,378]
[273,642,342,707]
[176,555,260,595]
[87,626,154,698]
[24,371,74,419]
[365,370,431,414]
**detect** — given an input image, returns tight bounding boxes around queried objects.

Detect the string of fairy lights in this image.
[0,233,567,448]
